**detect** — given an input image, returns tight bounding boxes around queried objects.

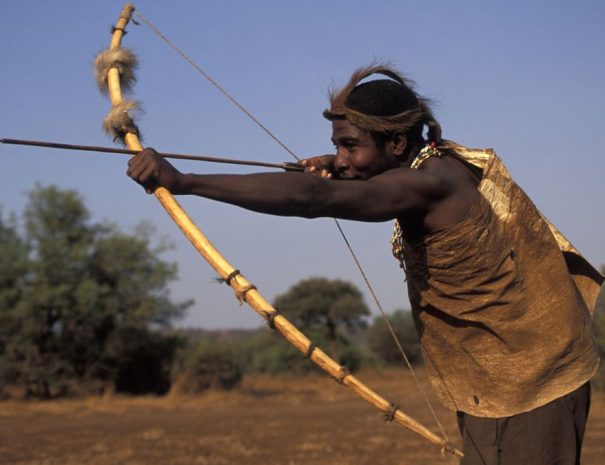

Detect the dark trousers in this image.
[457,383,591,465]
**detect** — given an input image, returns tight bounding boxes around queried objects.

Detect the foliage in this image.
[105,327,183,395]
[235,326,362,375]
[171,339,242,393]
[273,277,370,361]
[239,330,310,375]
[366,309,422,366]
[0,185,191,398]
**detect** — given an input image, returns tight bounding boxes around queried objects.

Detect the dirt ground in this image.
[1,369,604,465]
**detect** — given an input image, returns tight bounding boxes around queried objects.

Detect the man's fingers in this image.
[141,163,160,185]
[126,162,140,180]
[300,154,336,177]
[305,166,334,178]
[126,147,173,194]
[126,155,158,194]
[127,152,149,176]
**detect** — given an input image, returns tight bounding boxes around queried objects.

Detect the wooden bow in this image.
[100,3,461,458]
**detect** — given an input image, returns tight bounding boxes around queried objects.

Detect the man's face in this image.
[331,119,401,180]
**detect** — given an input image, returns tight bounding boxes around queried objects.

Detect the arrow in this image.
[0,137,304,172]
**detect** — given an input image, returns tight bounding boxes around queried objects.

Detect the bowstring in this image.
[133,12,299,162]
[133,10,450,444]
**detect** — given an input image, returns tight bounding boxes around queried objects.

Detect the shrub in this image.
[366,310,422,366]
[172,341,242,393]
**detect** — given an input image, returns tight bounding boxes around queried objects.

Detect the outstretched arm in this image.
[127,148,449,222]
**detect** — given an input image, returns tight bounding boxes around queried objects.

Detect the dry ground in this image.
[1,369,604,465]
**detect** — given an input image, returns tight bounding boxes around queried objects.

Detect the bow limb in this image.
[104,4,461,457]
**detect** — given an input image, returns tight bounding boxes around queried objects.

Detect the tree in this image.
[0,212,30,388]
[0,185,191,397]
[273,277,369,361]
[171,340,242,394]
[366,309,422,366]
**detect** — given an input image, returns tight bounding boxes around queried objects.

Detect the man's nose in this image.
[334,152,349,172]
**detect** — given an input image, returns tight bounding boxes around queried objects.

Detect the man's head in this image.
[330,118,407,180]
[324,65,441,163]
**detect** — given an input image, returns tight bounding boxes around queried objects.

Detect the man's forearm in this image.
[178,171,330,218]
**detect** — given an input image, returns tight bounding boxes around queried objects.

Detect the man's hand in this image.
[300,154,335,179]
[127,147,185,194]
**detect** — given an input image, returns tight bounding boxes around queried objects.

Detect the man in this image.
[127,65,602,465]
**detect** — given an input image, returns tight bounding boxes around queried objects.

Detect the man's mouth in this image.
[334,170,358,180]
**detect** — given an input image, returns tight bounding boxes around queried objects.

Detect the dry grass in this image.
[0,369,603,465]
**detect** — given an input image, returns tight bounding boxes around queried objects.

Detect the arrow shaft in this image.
[0,137,303,172]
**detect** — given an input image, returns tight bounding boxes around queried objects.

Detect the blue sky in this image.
[1,1,604,328]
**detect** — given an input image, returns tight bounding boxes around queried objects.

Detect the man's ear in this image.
[390,132,407,157]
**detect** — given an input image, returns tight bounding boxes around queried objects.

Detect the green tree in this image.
[171,340,242,394]
[0,212,30,387]
[240,327,326,375]
[0,185,191,397]
[273,277,369,361]
[366,309,422,366]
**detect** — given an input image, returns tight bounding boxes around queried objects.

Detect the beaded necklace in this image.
[390,143,443,268]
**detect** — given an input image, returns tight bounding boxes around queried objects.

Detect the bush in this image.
[366,310,422,366]
[172,340,243,394]
[105,327,182,395]
[238,327,363,375]
[234,330,315,375]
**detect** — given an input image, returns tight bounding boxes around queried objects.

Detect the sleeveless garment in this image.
[393,141,602,417]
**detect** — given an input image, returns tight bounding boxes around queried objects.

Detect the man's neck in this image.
[402,139,426,167]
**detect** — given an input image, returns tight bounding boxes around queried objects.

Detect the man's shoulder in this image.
[441,140,495,170]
